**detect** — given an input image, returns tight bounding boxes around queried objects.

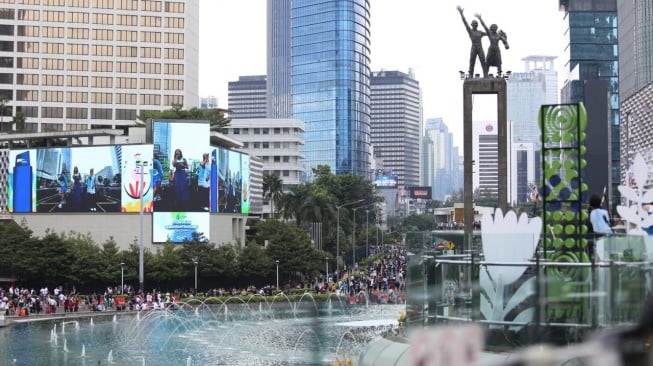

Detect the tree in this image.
[136,106,231,132]
[238,242,273,286]
[262,172,283,219]
[12,111,26,133]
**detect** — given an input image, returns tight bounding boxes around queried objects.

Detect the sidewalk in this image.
[1,307,123,327]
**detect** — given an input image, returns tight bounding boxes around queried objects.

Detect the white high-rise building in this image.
[0,0,199,133]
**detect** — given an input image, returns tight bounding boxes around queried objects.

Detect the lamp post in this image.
[275,260,280,290]
[138,160,148,293]
[192,258,198,291]
[120,262,125,295]
[325,257,329,283]
[352,203,375,265]
[336,199,363,270]
[365,209,371,257]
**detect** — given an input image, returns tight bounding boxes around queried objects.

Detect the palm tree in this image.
[262,172,283,219]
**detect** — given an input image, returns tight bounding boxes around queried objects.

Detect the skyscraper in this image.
[268,0,371,180]
[559,0,617,205]
[0,0,199,133]
[266,0,292,119]
[423,118,455,201]
[370,70,421,188]
[227,75,267,119]
[618,0,653,101]
[506,56,558,203]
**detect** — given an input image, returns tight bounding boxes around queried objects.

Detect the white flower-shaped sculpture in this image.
[480,208,542,329]
[616,153,653,235]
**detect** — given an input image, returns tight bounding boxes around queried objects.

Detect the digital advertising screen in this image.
[8,149,37,213]
[152,211,210,243]
[241,154,250,214]
[374,175,398,189]
[152,121,211,213]
[34,146,122,213]
[120,145,154,213]
[152,120,211,243]
[214,147,243,214]
[409,186,432,200]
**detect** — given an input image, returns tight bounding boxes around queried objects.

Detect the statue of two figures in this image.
[457,5,509,78]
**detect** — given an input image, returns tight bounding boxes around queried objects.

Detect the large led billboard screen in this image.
[152,211,210,243]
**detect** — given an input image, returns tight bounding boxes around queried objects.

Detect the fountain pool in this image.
[0,296,402,365]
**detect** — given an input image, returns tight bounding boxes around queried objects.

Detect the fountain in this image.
[0,295,401,365]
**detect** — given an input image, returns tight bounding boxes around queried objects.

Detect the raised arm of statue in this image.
[476,14,490,34]
[457,6,471,32]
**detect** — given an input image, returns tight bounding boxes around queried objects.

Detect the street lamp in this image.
[336,199,363,270]
[365,209,371,257]
[275,260,280,290]
[352,203,376,265]
[120,262,125,295]
[192,258,198,291]
[138,160,148,293]
[325,257,329,283]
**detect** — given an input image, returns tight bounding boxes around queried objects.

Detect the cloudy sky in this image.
[198,0,565,147]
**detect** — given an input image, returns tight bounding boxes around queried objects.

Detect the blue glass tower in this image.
[290,0,371,180]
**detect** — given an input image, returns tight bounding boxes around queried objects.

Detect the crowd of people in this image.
[1,245,407,318]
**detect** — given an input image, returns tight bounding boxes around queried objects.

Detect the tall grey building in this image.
[266,0,292,119]
[506,55,558,204]
[559,0,617,206]
[268,0,372,180]
[423,118,455,200]
[227,75,267,119]
[370,70,421,188]
[618,0,653,101]
[508,56,558,145]
[0,0,199,133]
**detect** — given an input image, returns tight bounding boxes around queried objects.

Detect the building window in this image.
[42,74,64,86]
[116,77,137,89]
[16,74,38,85]
[92,29,113,40]
[67,44,89,55]
[116,0,137,10]
[140,63,161,74]
[41,107,64,118]
[67,75,88,87]
[164,48,183,59]
[140,94,161,105]
[164,79,183,90]
[141,15,161,27]
[164,17,183,28]
[92,0,114,9]
[16,90,38,101]
[67,12,89,23]
[141,31,161,42]
[67,28,89,39]
[117,14,137,25]
[141,78,161,89]
[91,92,112,104]
[92,45,113,56]
[116,61,137,73]
[164,95,183,105]
[17,10,39,21]
[91,108,112,119]
[141,47,161,58]
[91,76,112,88]
[66,107,88,119]
[16,42,38,53]
[164,63,183,75]
[17,25,39,36]
[42,43,63,54]
[43,11,65,22]
[66,91,88,103]
[164,32,183,44]
[43,26,64,38]
[164,1,184,13]
[115,108,137,120]
[67,59,89,71]
[116,93,136,104]
[68,0,90,8]
[15,106,37,118]
[42,58,64,70]
[91,61,113,72]
[142,0,161,12]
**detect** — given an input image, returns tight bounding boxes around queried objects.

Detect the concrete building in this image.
[0,0,199,133]
[618,0,653,102]
[370,70,421,188]
[221,118,305,216]
[227,75,267,120]
[266,0,292,119]
[473,121,498,198]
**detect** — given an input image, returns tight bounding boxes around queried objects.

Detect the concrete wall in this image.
[12,213,246,251]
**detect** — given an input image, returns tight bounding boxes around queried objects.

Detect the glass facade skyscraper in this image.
[290,0,371,180]
[559,0,619,203]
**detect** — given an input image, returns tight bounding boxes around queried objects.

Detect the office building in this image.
[473,121,498,198]
[423,118,455,201]
[266,0,292,119]
[200,96,218,109]
[559,0,617,206]
[227,75,267,119]
[506,55,558,203]
[370,70,421,188]
[222,118,304,187]
[0,0,199,134]
[268,0,371,180]
[618,0,653,101]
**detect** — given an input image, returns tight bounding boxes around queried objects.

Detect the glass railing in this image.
[405,231,653,353]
